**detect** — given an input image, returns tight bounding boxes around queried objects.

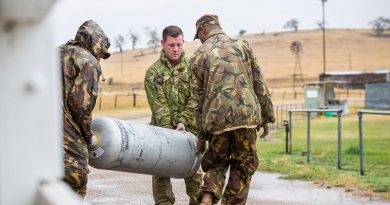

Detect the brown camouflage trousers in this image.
[63,118,89,198]
[152,169,203,205]
[199,128,259,205]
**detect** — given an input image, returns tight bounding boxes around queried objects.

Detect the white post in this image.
[0,0,82,204]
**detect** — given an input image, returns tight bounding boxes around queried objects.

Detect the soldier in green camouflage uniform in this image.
[144,25,203,205]
[181,14,275,205]
[60,20,111,197]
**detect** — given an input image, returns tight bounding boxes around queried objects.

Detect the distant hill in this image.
[100,29,390,88]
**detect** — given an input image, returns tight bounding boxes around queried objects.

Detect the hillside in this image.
[100,29,390,89]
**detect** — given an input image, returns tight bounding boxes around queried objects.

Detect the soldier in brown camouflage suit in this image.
[181,14,275,205]
[60,20,111,197]
[144,25,203,205]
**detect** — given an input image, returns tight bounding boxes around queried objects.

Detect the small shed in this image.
[319,69,390,89]
[304,81,349,115]
[302,70,390,114]
[365,82,390,110]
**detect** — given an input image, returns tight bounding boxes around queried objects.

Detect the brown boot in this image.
[199,193,213,205]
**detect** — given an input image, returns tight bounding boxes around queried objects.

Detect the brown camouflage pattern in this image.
[183,23,275,204]
[144,50,202,205]
[60,20,110,197]
[182,29,275,141]
[199,129,258,205]
[194,14,220,40]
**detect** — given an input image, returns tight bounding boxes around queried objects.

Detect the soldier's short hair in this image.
[162,25,183,41]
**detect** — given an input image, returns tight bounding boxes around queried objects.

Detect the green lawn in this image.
[257,114,390,199]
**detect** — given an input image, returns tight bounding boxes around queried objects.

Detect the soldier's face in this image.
[197,28,207,43]
[161,35,184,64]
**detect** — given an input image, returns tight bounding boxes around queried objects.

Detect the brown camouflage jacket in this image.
[144,50,195,131]
[60,20,110,153]
[183,29,275,140]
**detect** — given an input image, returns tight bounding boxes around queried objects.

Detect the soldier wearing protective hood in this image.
[59,20,111,197]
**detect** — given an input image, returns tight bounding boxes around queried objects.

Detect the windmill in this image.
[290,40,304,89]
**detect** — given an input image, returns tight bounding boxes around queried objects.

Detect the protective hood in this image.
[74,20,111,59]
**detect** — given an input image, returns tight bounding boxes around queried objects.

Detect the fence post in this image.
[337,110,342,169]
[114,95,118,109]
[99,96,102,110]
[276,106,279,129]
[288,111,292,154]
[284,120,289,154]
[307,111,311,163]
[133,94,137,107]
[358,111,364,176]
[132,88,137,107]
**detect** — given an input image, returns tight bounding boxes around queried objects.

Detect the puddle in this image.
[249,172,389,205]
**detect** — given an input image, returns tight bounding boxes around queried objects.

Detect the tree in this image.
[316,21,324,29]
[114,35,125,52]
[114,35,125,75]
[238,29,246,36]
[284,19,299,31]
[127,30,140,50]
[144,26,160,53]
[369,16,390,36]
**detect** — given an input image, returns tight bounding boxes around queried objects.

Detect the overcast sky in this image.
[52,0,390,51]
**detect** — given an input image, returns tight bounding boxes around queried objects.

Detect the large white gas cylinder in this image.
[89,117,201,178]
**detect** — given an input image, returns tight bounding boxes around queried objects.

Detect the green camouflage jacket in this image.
[183,29,275,140]
[60,20,110,154]
[145,50,195,131]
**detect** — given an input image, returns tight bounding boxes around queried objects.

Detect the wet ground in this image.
[85,116,390,205]
[84,168,389,205]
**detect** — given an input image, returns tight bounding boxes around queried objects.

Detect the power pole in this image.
[321,0,328,108]
[321,0,327,75]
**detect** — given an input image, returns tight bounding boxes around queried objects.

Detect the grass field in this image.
[257,114,390,200]
[99,29,390,89]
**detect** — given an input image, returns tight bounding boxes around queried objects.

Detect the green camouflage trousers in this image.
[63,121,89,198]
[152,169,203,205]
[199,128,259,205]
